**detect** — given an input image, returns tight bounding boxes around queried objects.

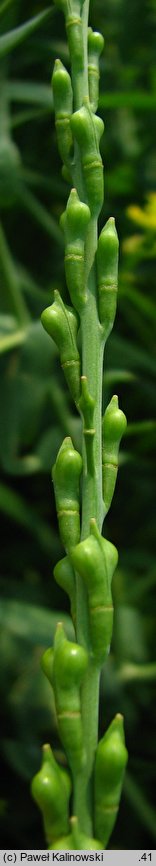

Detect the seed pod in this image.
[88,28,104,113]
[71,101,104,217]
[50,816,102,850]
[94,714,128,848]
[71,519,118,664]
[52,437,82,552]
[52,60,73,166]
[31,743,71,846]
[41,290,81,405]
[96,217,119,336]
[54,555,76,628]
[102,395,127,515]
[41,646,54,685]
[46,623,88,775]
[60,188,91,312]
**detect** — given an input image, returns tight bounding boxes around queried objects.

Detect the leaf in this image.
[2,739,41,781]
[124,773,156,841]
[0,599,74,644]
[0,482,59,557]
[17,185,63,246]
[119,285,156,323]
[0,8,52,58]
[125,420,156,437]
[6,80,52,107]
[0,328,26,354]
[107,334,156,377]
[0,0,13,17]
[99,91,156,110]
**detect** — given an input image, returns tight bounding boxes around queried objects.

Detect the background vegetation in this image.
[0,0,156,849]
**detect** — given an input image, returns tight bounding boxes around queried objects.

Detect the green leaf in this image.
[6,81,52,108]
[17,185,63,246]
[99,91,156,110]
[0,482,59,557]
[0,8,52,58]
[119,284,156,323]
[126,420,156,437]
[0,599,74,644]
[107,334,156,377]
[0,328,26,354]
[0,0,13,17]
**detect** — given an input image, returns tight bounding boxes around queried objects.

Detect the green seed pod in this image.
[96,217,119,336]
[102,395,127,515]
[49,623,88,774]
[54,555,76,628]
[71,101,104,217]
[94,714,128,848]
[31,743,71,846]
[41,646,54,686]
[41,290,81,405]
[52,437,82,552]
[71,519,118,663]
[50,816,102,850]
[52,60,73,166]
[88,29,104,113]
[60,188,91,312]
[62,163,72,183]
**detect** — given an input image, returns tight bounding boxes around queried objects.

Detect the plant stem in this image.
[68,0,106,837]
[69,0,89,109]
[73,232,105,835]
[73,660,100,835]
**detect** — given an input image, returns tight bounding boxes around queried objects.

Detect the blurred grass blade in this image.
[99,91,156,110]
[126,420,156,436]
[118,662,156,683]
[119,285,156,323]
[17,186,63,246]
[0,222,30,325]
[0,599,74,644]
[0,328,26,354]
[6,81,52,108]
[0,482,59,557]
[104,369,136,385]
[109,334,156,376]
[11,107,51,128]
[0,8,52,58]
[0,0,13,17]
[124,773,156,841]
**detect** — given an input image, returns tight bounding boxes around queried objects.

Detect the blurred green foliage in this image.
[0,0,156,850]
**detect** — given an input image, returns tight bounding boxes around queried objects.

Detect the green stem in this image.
[68,0,105,838]
[81,293,104,535]
[73,224,105,834]
[70,0,89,110]
[73,660,100,834]
[82,0,90,98]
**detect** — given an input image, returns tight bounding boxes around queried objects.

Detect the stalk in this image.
[32,0,128,850]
